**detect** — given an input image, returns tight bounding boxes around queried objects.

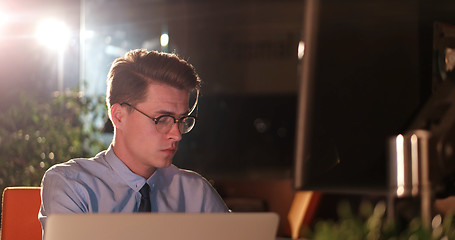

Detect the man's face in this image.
[118,83,189,176]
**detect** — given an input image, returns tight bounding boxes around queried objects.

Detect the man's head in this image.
[106,49,201,109]
[106,49,201,178]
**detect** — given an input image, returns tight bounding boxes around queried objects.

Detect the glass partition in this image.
[81,0,304,180]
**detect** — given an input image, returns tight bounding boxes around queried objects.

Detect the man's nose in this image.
[167,123,182,141]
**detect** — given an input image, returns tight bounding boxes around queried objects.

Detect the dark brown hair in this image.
[106,49,201,108]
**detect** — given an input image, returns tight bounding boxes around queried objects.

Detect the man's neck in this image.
[111,142,156,179]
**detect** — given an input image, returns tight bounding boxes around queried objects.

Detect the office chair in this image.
[287,191,321,239]
[1,187,42,240]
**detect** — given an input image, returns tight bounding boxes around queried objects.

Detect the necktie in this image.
[138,183,151,212]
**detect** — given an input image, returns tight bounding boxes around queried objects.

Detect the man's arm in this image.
[39,169,89,231]
[200,178,230,213]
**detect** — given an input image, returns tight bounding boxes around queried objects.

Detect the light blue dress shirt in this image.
[38,145,229,231]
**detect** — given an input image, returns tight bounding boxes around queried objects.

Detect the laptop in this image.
[44,212,279,240]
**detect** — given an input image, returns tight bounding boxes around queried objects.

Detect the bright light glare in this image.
[298,41,305,59]
[81,30,95,39]
[35,19,70,50]
[0,9,8,33]
[160,33,169,47]
[0,11,6,25]
[0,10,8,42]
[396,134,405,196]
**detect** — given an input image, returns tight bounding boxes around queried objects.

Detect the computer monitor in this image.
[293,0,455,194]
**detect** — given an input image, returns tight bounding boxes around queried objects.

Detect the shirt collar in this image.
[104,145,148,192]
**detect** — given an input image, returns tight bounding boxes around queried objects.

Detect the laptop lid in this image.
[44,212,279,240]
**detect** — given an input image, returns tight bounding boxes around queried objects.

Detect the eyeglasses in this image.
[120,102,197,134]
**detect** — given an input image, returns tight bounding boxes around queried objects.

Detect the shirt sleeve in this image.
[167,168,230,213]
[201,179,231,213]
[39,168,89,231]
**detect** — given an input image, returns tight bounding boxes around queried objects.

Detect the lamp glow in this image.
[396,134,405,196]
[160,33,169,47]
[298,41,305,59]
[35,19,70,50]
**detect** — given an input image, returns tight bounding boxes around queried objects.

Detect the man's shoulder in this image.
[158,165,211,187]
[160,165,203,178]
[178,168,205,179]
[45,150,108,177]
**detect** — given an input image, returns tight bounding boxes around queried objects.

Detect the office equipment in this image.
[45,212,279,240]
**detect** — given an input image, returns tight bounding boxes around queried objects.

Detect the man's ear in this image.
[109,103,126,129]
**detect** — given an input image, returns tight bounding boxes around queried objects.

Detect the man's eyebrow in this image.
[155,110,190,116]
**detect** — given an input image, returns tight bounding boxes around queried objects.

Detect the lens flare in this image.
[35,19,70,50]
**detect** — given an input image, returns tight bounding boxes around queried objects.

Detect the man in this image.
[39,49,229,232]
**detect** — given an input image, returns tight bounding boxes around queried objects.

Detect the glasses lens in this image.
[155,116,175,134]
[178,116,196,134]
[154,116,196,134]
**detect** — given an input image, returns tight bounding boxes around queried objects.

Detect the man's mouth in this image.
[162,147,177,154]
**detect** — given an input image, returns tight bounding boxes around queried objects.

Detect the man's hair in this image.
[106,49,201,108]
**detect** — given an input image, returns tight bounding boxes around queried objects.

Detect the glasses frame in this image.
[120,102,197,134]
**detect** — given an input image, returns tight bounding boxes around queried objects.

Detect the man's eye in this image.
[158,116,174,124]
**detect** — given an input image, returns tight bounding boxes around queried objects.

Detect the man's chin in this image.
[159,162,172,169]
[156,157,173,168]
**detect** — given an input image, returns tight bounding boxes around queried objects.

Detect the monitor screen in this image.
[294,0,455,194]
